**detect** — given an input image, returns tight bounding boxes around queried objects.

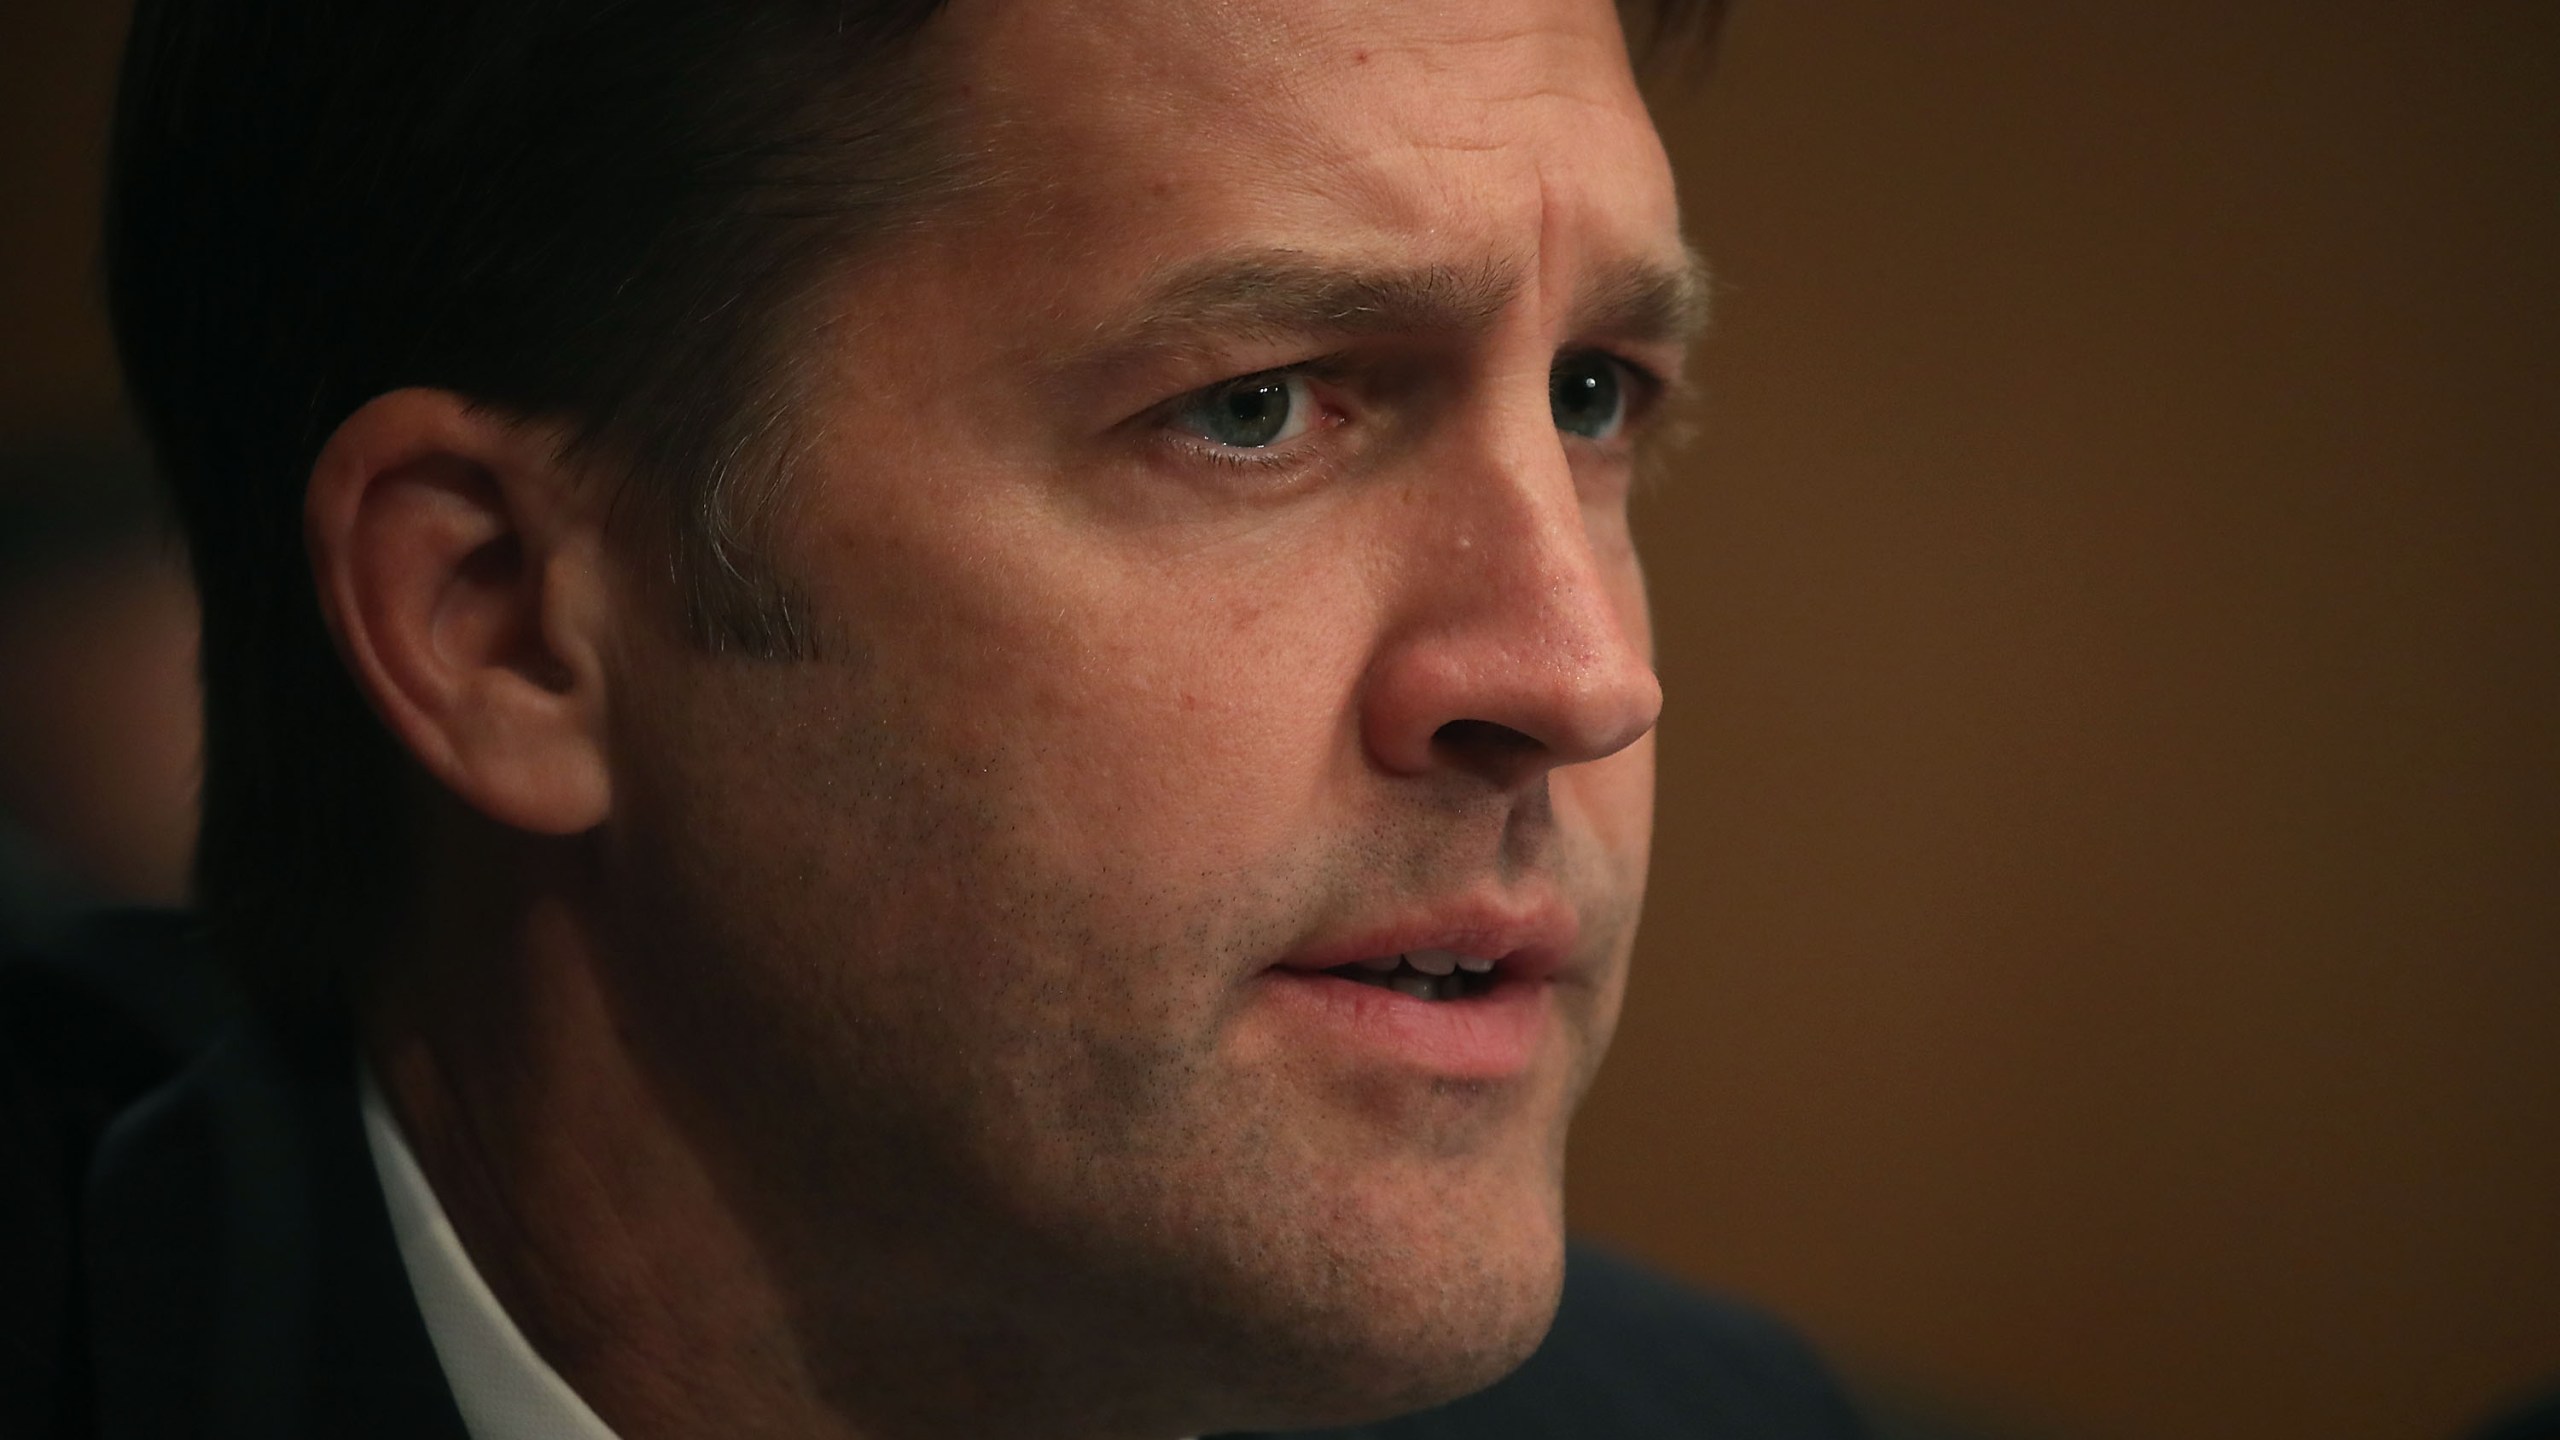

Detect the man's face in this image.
[600,0,1686,1428]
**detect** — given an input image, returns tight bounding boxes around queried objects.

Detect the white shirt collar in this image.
[359,1068,624,1440]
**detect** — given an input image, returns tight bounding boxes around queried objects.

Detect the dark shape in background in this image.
[0,434,195,948]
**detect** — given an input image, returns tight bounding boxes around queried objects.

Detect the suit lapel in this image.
[83,1026,469,1439]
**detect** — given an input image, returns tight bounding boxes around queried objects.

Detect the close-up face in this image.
[597,0,1690,1429]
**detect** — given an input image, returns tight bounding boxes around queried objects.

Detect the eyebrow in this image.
[1577,247,1713,348]
[1088,251,1521,362]
[1067,246,1712,377]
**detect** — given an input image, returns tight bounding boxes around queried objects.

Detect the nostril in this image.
[1432,718,1545,780]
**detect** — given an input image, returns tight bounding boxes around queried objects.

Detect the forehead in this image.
[923,0,1682,303]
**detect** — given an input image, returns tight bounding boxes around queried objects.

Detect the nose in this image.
[1359,433,1663,791]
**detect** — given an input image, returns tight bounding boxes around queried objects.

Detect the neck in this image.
[359,831,1200,1440]
[366,877,829,1437]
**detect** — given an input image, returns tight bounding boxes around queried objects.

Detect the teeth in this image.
[1324,952,1495,1001]
[1404,950,1459,976]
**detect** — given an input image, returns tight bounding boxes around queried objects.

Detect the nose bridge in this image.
[1362,403,1662,783]
[1458,428,1632,676]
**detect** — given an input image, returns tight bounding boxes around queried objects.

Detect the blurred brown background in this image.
[3,3,2554,1439]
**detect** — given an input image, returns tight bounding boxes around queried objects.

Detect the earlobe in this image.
[307,389,614,836]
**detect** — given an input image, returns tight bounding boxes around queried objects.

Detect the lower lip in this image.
[1253,970,1554,1080]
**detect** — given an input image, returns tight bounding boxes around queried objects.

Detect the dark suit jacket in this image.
[5,914,1869,1440]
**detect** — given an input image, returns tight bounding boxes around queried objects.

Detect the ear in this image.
[306,389,614,835]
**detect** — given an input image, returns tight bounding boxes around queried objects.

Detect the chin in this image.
[1345,1247,1565,1421]
[1176,1175,1570,1432]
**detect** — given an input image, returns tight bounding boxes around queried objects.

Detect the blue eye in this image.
[1172,372,1316,450]
[1551,352,1629,441]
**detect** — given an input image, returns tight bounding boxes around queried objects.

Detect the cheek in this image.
[823,516,1368,878]
[1552,725,1655,885]
[1575,521,1659,859]
[1015,598,1363,869]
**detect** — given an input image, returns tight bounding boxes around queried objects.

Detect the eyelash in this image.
[1166,362,1350,473]
[1153,349,1667,474]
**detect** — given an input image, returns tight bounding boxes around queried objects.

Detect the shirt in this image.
[360,1069,624,1440]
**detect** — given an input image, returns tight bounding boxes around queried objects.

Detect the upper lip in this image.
[1267,892,1580,984]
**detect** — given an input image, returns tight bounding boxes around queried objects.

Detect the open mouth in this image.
[1263,930,1557,1077]
[1320,949,1500,1002]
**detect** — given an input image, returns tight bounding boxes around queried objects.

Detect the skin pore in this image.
[335,0,1697,1436]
